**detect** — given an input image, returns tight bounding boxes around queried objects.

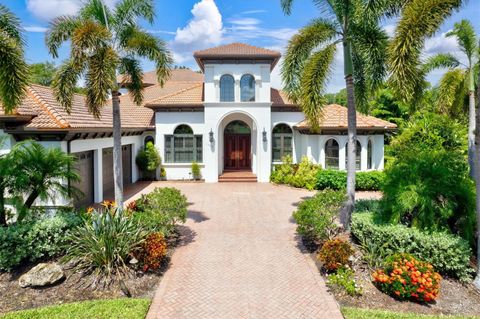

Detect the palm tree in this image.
[475,42,480,289]
[280,0,389,227]
[15,142,80,219]
[0,5,29,113]
[46,0,172,206]
[428,20,478,176]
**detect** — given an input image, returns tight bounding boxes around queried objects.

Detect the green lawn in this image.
[342,307,480,319]
[0,298,150,319]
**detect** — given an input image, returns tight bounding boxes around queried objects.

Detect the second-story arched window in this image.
[240,74,255,102]
[220,74,235,102]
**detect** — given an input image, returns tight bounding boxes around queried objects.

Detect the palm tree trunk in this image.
[468,67,476,178]
[473,69,480,289]
[342,41,357,230]
[112,91,124,207]
[0,186,6,227]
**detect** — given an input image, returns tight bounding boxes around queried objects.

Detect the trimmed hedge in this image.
[351,212,473,281]
[316,170,384,191]
[0,213,82,271]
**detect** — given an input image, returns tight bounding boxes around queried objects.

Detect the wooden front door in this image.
[224,134,251,170]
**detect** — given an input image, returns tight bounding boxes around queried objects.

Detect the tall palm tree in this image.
[46,0,172,206]
[280,0,389,227]
[0,5,29,113]
[429,20,478,177]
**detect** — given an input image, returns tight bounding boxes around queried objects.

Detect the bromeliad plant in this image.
[372,254,441,303]
[64,205,146,282]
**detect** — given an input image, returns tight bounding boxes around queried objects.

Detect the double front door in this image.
[224,134,251,170]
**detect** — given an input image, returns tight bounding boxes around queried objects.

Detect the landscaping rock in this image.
[19,263,65,288]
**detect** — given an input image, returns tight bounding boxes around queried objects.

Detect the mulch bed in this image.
[306,237,480,317]
[0,228,188,315]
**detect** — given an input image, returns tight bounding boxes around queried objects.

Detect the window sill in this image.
[163,163,204,167]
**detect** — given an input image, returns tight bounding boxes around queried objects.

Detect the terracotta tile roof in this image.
[294,104,397,131]
[194,43,281,71]
[145,83,204,108]
[271,89,296,107]
[117,69,204,87]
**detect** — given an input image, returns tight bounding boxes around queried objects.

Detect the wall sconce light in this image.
[262,128,267,142]
[209,129,214,143]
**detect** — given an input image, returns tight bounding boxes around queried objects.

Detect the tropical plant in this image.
[136,141,161,180]
[14,142,80,218]
[191,161,201,180]
[327,267,362,296]
[280,0,389,227]
[134,232,167,272]
[28,61,57,86]
[428,20,478,177]
[65,207,146,280]
[381,113,475,244]
[0,4,29,113]
[318,238,354,272]
[46,0,173,206]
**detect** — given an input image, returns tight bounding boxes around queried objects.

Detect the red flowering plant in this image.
[135,232,168,272]
[372,253,441,303]
[318,238,354,272]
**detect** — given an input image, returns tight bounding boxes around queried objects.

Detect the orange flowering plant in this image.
[372,253,441,303]
[318,238,354,272]
[135,232,168,272]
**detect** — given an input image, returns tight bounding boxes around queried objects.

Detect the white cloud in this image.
[171,0,224,63]
[26,0,120,21]
[240,10,268,15]
[24,26,48,33]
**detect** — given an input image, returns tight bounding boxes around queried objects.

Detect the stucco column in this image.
[93,148,103,203]
[360,137,368,171]
[339,137,347,171]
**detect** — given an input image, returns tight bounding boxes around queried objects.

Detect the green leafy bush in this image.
[65,208,146,278]
[191,162,201,180]
[133,187,188,236]
[327,267,362,296]
[136,142,161,180]
[0,212,82,271]
[315,170,384,191]
[290,156,319,190]
[351,212,473,281]
[270,155,295,185]
[381,113,475,245]
[292,190,344,249]
[318,238,354,271]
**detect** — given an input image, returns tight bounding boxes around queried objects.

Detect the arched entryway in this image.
[224,120,251,170]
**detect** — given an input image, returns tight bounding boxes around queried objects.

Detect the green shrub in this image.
[270,155,295,184]
[65,208,146,278]
[315,170,384,191]
[136,142,161,180]
[191,162,201,180]
[290,156,319,190]
[327,267,362,296]
[351,212,474,281]
[381,113,475,245]
[0,212,82,271]
[133,187,188,236]
[318,238,354,271]
[292,190,345,249]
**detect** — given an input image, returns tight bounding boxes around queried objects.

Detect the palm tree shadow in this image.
[187,210,209,223]
[175,225,197,247]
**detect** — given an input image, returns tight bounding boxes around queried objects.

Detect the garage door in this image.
[102,145,133,199]
[72,151,94,208]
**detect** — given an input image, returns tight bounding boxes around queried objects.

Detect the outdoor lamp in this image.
[262,128,267,142]
[209,129,214,143]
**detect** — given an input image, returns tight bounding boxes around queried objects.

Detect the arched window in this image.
[220,75,235,102]
[345,140,362,170]
[224,120,251,134]
[144,136,154,147]
[325,139,339,169]
[367,139,373,170]
[165,125,202,163]
[272,124,293,162]
[240,74,255,102]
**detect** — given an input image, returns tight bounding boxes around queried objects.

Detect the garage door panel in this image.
[103,145,132,199]
[72,151,94,208]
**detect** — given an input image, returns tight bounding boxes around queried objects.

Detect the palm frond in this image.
[0,5,24,44]
[437,68,467,115]
[124,29,172,86]
[80,0,112,25]
[446,19,477,62]
[46,16,82,58]
[280,0,295,15]
[52,59,84,114]
[119,57,144,105]
[423,53,460,73]
[114,0,154,25]
[299,44,336,132]
[364,0,409,20]
[388,0,463,103]
[71,20,111,61]
[0,32,29,113]
[282,18,339,103]
[85,46,119,118]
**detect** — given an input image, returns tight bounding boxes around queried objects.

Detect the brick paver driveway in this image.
[145,182,343,319]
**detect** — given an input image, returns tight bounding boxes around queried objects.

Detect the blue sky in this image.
[3,0,480,92]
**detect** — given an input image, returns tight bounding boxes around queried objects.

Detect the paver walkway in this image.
[144,182,343,319]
